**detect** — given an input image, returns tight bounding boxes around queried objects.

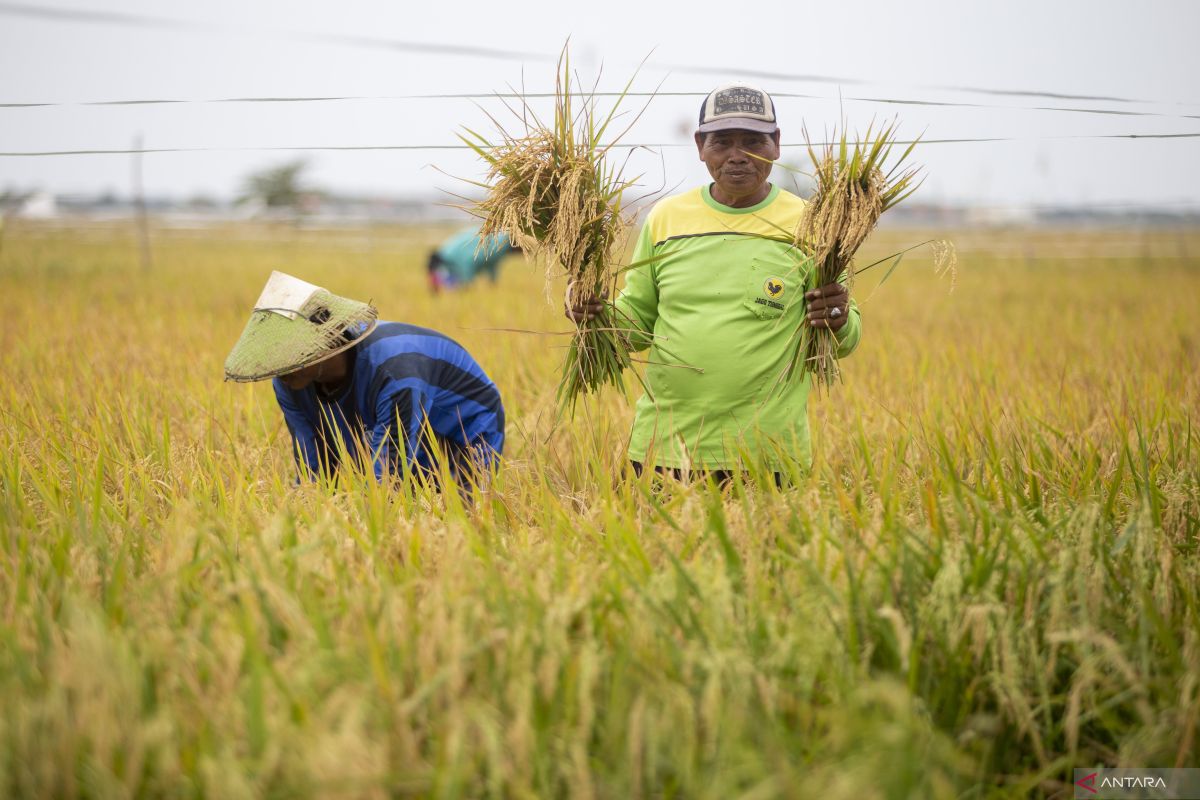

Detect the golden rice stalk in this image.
[460,47,646,413]
[793,121,923,387]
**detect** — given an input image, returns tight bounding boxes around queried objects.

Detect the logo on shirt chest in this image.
[752,276,787,310]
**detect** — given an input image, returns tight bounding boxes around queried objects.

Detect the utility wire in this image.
[960,198,1200,212]
[1,2,1196,110]
[4,132,1199,158]
[3,91,1198,121]
[648,62,1195,107]
[0,2,547,62]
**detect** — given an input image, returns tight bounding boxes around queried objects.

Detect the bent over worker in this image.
[427,225,518,293]
[225,271,504,486]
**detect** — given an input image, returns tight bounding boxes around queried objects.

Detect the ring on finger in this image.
[829,306,843,318]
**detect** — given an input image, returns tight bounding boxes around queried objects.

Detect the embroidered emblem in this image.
[714,88,766,117]
[764,277,785,299]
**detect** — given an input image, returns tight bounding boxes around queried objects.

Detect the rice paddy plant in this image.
[0,223,1197,798]
[794,120,922,387]
[459,47,646,412]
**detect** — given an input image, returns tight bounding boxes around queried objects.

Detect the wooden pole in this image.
[132,133,153,271]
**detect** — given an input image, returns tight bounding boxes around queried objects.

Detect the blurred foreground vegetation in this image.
[1,223,1198,798]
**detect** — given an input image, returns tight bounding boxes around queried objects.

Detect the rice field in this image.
[0,221,1197,798]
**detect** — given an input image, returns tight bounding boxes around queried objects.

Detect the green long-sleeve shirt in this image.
[615,184,861,471]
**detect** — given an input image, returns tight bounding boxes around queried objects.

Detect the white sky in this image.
[1,0,1198,209]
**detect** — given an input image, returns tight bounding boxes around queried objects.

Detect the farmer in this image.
[568,83,861,484]
[427,225,519,293]
[225,271,504,486]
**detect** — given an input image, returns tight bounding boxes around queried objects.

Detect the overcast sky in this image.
[1,0,1198,209]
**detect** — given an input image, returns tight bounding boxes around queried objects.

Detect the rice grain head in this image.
[461,46,643,411]
[793,121,922,386]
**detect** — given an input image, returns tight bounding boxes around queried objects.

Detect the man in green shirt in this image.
[569,83,861,482]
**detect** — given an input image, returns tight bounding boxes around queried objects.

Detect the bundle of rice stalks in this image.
[792,121,922,387]
[460,50,645,412]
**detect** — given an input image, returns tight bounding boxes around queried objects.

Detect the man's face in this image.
[279,361,323,391]
[694,128,781,202]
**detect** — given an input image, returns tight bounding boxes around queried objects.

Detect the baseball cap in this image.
[697,83,778,134]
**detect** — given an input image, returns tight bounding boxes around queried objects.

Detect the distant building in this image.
[964,205,1037,227]
[17,191,59,220]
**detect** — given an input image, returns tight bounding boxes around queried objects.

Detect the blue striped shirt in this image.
[273,322,504,481]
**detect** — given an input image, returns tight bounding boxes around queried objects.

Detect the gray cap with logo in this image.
[697,83,779,134]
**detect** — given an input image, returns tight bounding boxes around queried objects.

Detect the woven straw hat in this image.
[224,271,378,382]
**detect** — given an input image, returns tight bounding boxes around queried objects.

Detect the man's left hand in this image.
[804,282,850,332]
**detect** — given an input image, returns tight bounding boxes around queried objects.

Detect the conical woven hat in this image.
[224,271,378,382]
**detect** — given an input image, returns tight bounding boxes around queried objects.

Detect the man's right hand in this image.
[564,292,608,324]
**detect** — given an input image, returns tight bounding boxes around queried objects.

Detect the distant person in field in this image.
[225,271,504,487]
[427,225,519,293]
[567,83,861,485]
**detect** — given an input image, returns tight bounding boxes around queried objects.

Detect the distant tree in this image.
[0,188,31,258]
[186,193,220,210]
[0,188,26,212]
[0,190,18,260]
[240,160,310,211]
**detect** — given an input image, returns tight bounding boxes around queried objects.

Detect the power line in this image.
[2,2,1196,111]
[3,132,1199,158]
[2,91,1198,121]
[961,198,1200,212]
[647,62,1193,107]
[0,2,549,63]
[839,95,1200,121]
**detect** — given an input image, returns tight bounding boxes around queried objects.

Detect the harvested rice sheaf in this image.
[462,50,645,412]
[793,121,923,387]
